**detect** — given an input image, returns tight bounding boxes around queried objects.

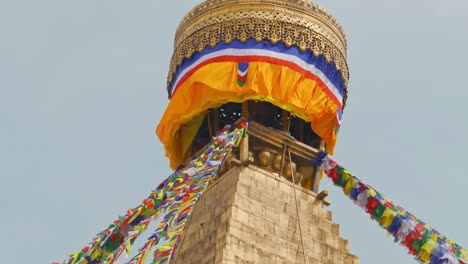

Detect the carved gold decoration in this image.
[167,0,349,106]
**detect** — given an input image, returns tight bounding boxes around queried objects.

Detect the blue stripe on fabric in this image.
[170,39,345,98]
[238,62,249,72]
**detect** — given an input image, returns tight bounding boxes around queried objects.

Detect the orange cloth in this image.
[157,61,340,168]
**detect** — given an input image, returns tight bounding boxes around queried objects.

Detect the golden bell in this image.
[258,150,271,167]
[272,154,283,171]
[298,167,313,189]
[283,162,297,179]
[293,172,303,184]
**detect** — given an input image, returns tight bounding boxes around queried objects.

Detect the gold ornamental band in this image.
[167,0,349,106]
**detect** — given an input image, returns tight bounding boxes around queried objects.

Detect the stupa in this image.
[157,0,358,263]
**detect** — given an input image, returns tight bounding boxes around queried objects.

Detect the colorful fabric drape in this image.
[57,121,248,264]
[157,39,344,169]
[313,152,468,264]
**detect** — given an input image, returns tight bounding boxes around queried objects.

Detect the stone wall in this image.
[173,165,358,264]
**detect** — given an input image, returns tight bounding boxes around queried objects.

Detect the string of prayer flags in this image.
[313,151,468,264]
[57,120,249,264]
[129,121,248,264]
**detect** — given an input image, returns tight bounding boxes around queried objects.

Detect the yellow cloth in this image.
[157,61,340,168]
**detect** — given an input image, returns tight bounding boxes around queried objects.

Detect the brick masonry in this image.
[173,164,359,264]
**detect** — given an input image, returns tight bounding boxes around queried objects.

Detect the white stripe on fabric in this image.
[173,49,341,103]
[337,115,342,126]
[238,69,248,76]
[172,48,342,105]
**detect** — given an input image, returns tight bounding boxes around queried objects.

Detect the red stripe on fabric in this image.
[172,55,343,109]
[237,74,247,82]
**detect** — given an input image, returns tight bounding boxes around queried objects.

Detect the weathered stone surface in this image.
[173,165,358,264]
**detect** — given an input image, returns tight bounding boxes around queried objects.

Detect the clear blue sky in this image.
[1,1,467,263]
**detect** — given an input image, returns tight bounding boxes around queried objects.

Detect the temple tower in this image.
[157,0,357,263]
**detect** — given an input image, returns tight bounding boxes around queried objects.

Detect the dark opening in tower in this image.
[193,101,322,151]
[190,101,323,192]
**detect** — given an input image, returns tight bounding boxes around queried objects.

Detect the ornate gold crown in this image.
[168,0,349,104]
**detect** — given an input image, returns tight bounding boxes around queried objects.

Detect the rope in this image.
[288,147,308,264]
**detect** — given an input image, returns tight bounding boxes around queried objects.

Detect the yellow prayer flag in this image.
[379,209,396,228]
